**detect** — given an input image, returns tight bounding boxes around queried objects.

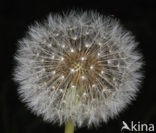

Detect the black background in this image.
[0,0,156,133]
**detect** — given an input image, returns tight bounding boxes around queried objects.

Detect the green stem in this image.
[64,120,74,133]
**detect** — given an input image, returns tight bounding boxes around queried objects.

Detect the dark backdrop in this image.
[0,0,156,133]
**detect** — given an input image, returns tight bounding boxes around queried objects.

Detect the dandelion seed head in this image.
[14,11,143,127]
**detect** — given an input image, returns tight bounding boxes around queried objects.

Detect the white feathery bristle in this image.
[13,10,143,127]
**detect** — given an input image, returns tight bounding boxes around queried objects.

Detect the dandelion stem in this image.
[65,120,74,133]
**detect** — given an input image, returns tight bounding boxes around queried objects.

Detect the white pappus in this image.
[13,11,143,128]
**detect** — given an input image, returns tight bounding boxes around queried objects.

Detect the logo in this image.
[121,121,154,132]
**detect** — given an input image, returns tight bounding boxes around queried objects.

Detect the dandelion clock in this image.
[14,11,143,133]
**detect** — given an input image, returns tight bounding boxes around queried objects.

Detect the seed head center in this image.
[59,51,102,86]
[73,62,83,72]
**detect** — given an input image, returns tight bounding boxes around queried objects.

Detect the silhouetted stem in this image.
[65,120,74,133]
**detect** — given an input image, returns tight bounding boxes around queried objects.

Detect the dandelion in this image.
[14,11,143,133]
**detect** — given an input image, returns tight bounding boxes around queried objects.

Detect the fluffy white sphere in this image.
[14,11,143,127]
